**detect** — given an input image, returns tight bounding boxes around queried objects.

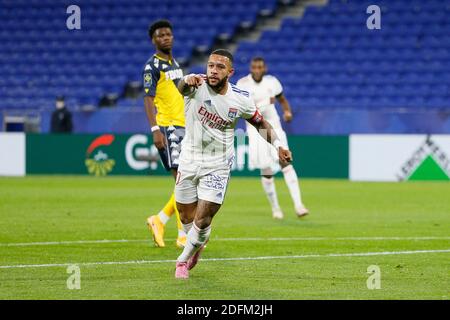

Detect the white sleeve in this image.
[271,76,283,97]
[186,79,205,101]
[240,96,257,119]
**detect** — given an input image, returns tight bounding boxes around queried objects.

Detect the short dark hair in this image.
[148,19,172,39]
[251,56,266,64]
[211,49,234,64]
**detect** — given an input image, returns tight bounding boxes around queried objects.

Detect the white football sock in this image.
[261,176,281,211]
[282,164,303,208]
[177,223,211,263]
[181,222,193,234]
[157,211,170,225]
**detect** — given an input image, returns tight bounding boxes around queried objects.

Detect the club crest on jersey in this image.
[204,100,212,107]
[144,73,152,86]
[228,108,238,120]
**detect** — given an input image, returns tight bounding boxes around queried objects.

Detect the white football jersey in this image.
[237,74,283,129]
[237,74,282,111]
[179,80,259,167]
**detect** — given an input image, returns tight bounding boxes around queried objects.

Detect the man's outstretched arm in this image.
[246,112,292,164]
[177,74,204,96]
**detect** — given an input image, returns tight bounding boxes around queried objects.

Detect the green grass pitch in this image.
[0,176,449,299]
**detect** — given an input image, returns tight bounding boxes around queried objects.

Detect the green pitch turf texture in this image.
[0,176,448,300]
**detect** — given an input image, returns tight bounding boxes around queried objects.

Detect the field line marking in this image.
[0,249,449,269]
[0,239,146,247]
[215,236,450,241]
[0,236,449,247]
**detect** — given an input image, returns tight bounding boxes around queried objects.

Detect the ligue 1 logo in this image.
[85,134,116,176]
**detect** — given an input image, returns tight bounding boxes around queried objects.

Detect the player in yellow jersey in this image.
[143,20,186,248]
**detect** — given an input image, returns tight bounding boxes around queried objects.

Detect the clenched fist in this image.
[278,147,292,165]
[184,74,204,88]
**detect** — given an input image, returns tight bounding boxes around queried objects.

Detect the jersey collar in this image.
[154,54,173,65]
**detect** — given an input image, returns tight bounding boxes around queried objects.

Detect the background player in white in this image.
[237,57,309,219]
[173,49,292,279]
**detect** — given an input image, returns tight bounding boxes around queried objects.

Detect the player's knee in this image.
[261,168,274,176]
[177,211,190,224]
[179,214,191,225]
[194,216,212,229]
[177,202,197,223]
[176,204,187,219]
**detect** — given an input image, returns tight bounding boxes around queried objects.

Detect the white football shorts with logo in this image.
[246,108,289,171]
[175,160,231,205]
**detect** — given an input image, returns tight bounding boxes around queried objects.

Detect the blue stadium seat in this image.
[232,0,450,110]
[1,0,278,110]
[1,0,449,133]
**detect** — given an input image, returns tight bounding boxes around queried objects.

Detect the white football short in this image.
[175,161,231,205]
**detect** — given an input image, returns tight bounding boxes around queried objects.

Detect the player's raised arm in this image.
[246,111,292,164]
[177,74,204,96]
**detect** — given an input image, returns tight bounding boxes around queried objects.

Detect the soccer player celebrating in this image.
[173,49,292,279]
[237,57,309,219]
[143,20,186,248]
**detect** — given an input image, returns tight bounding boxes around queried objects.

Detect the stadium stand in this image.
[0,0,449,133]
[233,0,450,111]
[0,0,277,108]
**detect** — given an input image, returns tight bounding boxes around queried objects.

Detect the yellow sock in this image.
[173,195,186,237]
[161,193,175,218]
